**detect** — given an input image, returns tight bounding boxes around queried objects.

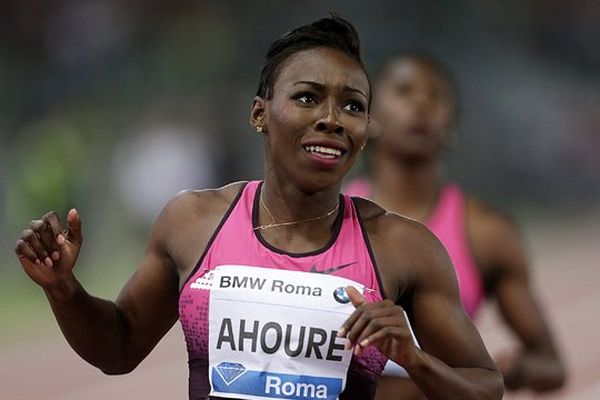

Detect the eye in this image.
[394,83,412,97]
[293,92,318,104]
[343,100,366,114]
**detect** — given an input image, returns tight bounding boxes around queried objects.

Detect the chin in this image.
[294,171,344,194]
[389,143,437,162]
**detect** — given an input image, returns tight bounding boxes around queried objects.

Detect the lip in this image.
[301,138,348,152]
[301,138,348,170]
[407,126,432,136]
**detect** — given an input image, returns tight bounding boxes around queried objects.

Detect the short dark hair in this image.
[256,14,370,106]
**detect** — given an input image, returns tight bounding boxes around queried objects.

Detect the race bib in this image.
[208,265,363,400]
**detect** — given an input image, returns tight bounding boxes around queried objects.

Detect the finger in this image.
[354,326,416,358]
[43,212,65,259]
[17,250,49,286]
[356,316,403,347]
[355,316,399,348]
[21,228,52,267]
[31,219,59,260]
[337,286,367,338]
[15,239,41,266]
[15,247,48,284]
[42,211,64,237]
[66,208,82,245]
[345,306,397,348]
[346,285,366,307]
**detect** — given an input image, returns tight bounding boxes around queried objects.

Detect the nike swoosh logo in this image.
[310,262,357,275]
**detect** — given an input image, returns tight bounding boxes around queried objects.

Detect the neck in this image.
[259,172,341,233]
[371,147,442,222]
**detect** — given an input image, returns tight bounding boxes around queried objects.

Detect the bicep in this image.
[409,238,496,370]
[116,246,180,355]
[112,202,182,363]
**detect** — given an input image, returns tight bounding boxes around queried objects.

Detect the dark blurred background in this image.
[0,1,598,398]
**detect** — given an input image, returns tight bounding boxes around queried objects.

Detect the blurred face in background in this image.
[256,47,370,192]
[373,57,455,162]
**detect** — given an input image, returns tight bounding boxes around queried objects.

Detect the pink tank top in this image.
[179,181,387,399]
[344,178,484,317]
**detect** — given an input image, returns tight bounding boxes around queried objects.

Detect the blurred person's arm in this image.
[469,201,567,392]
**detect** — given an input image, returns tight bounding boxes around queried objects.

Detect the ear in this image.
[250,96,268,133]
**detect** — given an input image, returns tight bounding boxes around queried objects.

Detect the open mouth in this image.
[303,145,344,159]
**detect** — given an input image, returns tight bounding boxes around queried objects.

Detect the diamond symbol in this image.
[215,362,247,385]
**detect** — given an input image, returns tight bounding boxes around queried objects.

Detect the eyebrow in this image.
[293,80,368,100]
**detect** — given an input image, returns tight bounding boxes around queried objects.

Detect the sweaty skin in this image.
[16,47,503,400]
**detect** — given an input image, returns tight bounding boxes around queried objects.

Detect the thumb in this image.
[66,208,83,245]
[346,285,366,308]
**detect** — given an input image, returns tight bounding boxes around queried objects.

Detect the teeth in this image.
[304,145,342,157]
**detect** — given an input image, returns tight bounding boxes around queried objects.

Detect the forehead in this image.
[273,47,370,96]
[383,58,450,90]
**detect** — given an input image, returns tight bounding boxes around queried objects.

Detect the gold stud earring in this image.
[360,141,367,151]
[256,125,263,133]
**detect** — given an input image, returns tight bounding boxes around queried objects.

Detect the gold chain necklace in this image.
[253,194,340,231]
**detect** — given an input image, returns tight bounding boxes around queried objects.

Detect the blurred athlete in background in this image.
[345,51,565,399]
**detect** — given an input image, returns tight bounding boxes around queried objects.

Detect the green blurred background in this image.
[0,0,598,381]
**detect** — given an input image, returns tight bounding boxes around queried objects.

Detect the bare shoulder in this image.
[466,197,527,277]
[353,196,444,257]
[158,181,247,225]
[352,196,455,300]
[467,198,522,240]
[143,181,249,284]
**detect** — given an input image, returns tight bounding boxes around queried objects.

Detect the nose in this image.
[315,102,344,135]
[410,92,434,120]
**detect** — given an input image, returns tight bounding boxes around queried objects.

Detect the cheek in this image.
[269,103,305,138]
[270,103,292,127]
[380,98,411,125]
[432,106,453,130]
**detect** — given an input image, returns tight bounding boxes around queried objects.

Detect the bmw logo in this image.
[333,287,350,304]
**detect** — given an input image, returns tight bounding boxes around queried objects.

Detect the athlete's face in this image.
[373,58,455,161]
[251,47,370,193]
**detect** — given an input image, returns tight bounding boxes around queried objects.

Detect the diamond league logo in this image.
[215,362,247,386]
[333,287,350,304]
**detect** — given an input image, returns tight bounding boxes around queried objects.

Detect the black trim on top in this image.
[252,181,345,258]
[179,182,249,292]
[351,197,388,301]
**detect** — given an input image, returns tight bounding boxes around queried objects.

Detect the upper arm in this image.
[407,225,497,370]
[361,203,497,371]
[110,184,243,367]
[469,203,557,354]
[112,193,188,365]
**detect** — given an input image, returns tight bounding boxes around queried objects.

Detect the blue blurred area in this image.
[1,0,599,281]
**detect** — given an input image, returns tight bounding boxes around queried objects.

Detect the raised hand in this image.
[338,286,419,368]
[15,209,83,289]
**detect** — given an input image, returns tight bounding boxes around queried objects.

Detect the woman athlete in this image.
[345,51,566,399]
[15,17,503,400]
